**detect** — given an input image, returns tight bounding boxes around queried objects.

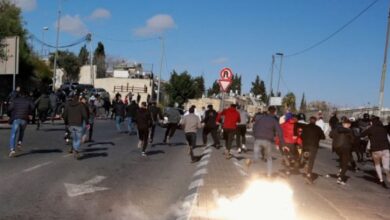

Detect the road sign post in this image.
[0,36,20,91]
[218,67,233,111]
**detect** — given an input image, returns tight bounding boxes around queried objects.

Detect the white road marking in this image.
[203,148,213,154]
[197,160,209,168]
[238,168,248,176]
[188,178,204,190]
[64,175,109,197]
[200,154,211,160]
[23,161,53,173]
[193,168,208,177]
[63,154,72,158]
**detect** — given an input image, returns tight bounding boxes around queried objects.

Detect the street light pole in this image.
[41,27,49,58]
[52,0,62,91]
[378,4,390,116]
[276,52,284,96]
[157,36,165,105]
[269,55,275,98]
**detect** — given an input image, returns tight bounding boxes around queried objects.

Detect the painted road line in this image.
[188,178,204,191]
[193,168,208,177]
[197,160,209,168]
[200,154,211,160]
[64,175,109,197]
[23,161,53,173]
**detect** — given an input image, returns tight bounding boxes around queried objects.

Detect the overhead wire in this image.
[286,0,380,58]
[29,33,88,49]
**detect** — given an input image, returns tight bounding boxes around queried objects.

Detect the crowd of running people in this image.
[4,86,390,188]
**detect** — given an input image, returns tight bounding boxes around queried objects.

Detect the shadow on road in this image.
[87,142,115,147]
[146,150,165,156]
[42,128,65,132]
[83,147,108,152]
[78,152,108,160]
[15,149,63,157]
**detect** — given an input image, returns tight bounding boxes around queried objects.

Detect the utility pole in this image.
[157,36,165,105]
[276,52,284,96]
[87,33,94,86]
[52,0,62,91]
[269,55,275,98]
[378,4,390,116]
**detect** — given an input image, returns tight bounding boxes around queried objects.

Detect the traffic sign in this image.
[218,79,232,92]
[220,67,233,80]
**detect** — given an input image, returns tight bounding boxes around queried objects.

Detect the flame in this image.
[209,179,296,220]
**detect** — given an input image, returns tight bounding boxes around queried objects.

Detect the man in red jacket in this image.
[216,104,240,159]
[280,113,299,174]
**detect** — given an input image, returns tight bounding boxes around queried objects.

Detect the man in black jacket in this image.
[135,102,152,156]
[35,92,50,130]
[301,116,325,184]
[125,100,138,135]
[360,117,390,187]
[112,93,126,133]
[330,118,354,185]
[8,89,34,157]
[202,105,220,149]
[63,93,88,159]
[148,101,163,143]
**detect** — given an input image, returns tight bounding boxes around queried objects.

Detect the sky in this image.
[14,0,390,108]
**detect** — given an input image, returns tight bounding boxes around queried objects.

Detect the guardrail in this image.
[113,83,148,93]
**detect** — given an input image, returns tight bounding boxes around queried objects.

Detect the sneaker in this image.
[137,141,143,149]
[380,180,388,189]
[149,139,153,144]
[225,153,233,160]
[242,144,247,152]
[73,150,81,159]
[8,150,16,158]
[16,142,22,152]
[141,152,147,157]
[237,148,242,154]
[305,176,313,185]
[337,177,346,185]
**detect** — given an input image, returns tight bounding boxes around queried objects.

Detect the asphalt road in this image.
[0,120,198,220]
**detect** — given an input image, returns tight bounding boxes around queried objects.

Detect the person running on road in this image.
[87,99,97,142]
[63,93,88,159]
[125,100,139,135]
[134,102,152,156]
[49,91,58,124]
[329,111,339,131]
[252,106,284,177]
[236,105,249,154]
[7,89,34,157]
[35,91,50,130]
[112,93,126,133]
[301,116,325,184]
[216,104,241,159]
[279,113,300,174]
[181,105,202,163]
[329,118,354,185]
[162,105,181,144]
[202,104,220,149]
[148,101,163,143]
[360,116,390,188]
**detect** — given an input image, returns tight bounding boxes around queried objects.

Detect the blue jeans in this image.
[69,126,82,151]
[254,139,273,177]
[125,117,136,133]
[115,116,124,132]
[9,119,27,150]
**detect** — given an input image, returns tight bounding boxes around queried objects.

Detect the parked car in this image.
[89,88,110,99]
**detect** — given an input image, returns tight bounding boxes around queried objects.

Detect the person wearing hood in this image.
[35,91,51,130]
[360,116,390,188]
[280,112,299,174]
[134,102,152,156]
[329,118,354,185]
[216,104,241,159]
[63,93,88,159]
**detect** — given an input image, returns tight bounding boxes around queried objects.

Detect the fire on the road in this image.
[209,179,296,220]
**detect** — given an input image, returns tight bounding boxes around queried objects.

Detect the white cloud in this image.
[134,14,176,37]
[13,0,37,11]
[212,57,229,64]
[56,15,88,36]
[89,8,111,20]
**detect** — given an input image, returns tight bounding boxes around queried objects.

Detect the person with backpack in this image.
[329,118,354,185]
[134,102,152,156]
[360,116,390,188]
[162,105,181,144]
[202,104,220,149]
[7,89,35,157]
[301,116,325,184]
[35,91,51,130]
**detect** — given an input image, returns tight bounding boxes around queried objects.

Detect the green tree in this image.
[78,44,89,65]
[230,74,241,95]
[50,50,80,82]
[207,80,220,97]
[165,70,197,107]
[93,41,106,78]
[282,92,297,112]
[194,75,205,98]
[250,75,268,103]
[0,0,51,98]
[299,93,307,113]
